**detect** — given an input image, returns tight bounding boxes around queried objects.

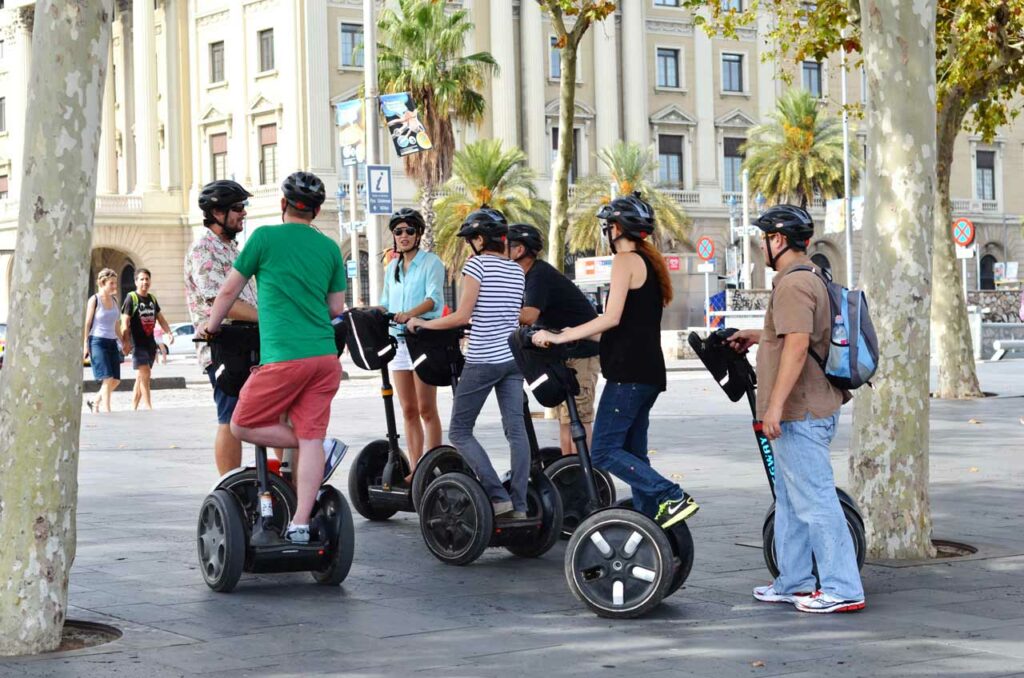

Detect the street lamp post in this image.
[754,192,766,288]
[741,168,751,289]
[727,194,739,288]
[840,33,855,288]
[363,0,382,305]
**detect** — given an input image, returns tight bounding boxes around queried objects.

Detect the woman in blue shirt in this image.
[379,208,446,481]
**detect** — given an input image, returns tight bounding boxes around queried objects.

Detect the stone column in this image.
[230,3,250,184]
[489,0,518,149]
[521,0,547,175]
[592,16,620,157]
[97,38,119,194]
[621,3,648,147]
[132,0,160,192]
[163,0,183,191]
[693,10,719,203]
[306,0,333,173]
[756,8,777,121]
[10,8,34,200]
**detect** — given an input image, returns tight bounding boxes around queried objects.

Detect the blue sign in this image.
[366,164,393,215]
[346,259,357,278]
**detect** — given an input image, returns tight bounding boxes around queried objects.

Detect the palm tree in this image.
[742,89,856,208]
[566,141,691,254]
[433,139,550,274]
[377,0,498,249]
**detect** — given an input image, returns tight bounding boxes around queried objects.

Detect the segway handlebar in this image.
[687,328,758,415]
[515,325,598,362]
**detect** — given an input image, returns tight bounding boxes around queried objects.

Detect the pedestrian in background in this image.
[83,268,121,413]
[121,268,173,410]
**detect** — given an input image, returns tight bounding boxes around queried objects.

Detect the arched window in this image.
[120,263,135,302]
[980,254,997,290]
[811,253,832,278]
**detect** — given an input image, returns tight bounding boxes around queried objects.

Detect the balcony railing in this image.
[952,198,999,214]
[95,194,143,214]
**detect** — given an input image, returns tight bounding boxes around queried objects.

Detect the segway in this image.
[687,329,867,577]
[511,327,694,618]
[195,323,354,593]
[412,328,564,566]
[344,308,471,520]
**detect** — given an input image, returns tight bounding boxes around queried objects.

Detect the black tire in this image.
[197,489,247,593]
[219,468,297,541]
[411,445,473,511]
[347,440,410,521]
[311,486,356,586]
[762,488,867,578]
[503,472,564,558]
[536,446,564,469]
[544,455,617,539]
[565,508,674,619]
[419,473,493,566]
[663,520,695,597]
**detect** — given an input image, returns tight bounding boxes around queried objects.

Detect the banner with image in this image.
[379,92,433,157]
[335,98,365,167]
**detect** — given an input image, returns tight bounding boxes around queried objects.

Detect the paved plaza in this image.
[2,359,1024,677]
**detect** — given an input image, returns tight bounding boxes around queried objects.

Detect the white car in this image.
[166,322,197,356]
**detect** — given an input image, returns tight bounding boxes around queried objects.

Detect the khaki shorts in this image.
[557,355,600,425]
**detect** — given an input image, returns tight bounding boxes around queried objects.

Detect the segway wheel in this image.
[411,445,473,511]
[663,520,695,597]
[544,455,617,539]
[503,472,564,558]
[197,489,247,593]
[348,440,410,521]
[762,488,868,579]
[311,486,356,586]
[220,468,297,537]
[565,508,674,619]
[536,446,564,469]
[418,473,492,566]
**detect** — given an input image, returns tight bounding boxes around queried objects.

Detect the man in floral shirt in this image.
[185,180,260,474]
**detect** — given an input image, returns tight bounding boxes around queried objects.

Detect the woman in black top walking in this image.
[532,193,698,529]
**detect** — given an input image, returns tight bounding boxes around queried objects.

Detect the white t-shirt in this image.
[462,254,525,364]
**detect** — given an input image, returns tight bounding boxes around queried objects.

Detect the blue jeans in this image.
[590,382,682,518]
[448,360,530,512]
[773,412,864,600]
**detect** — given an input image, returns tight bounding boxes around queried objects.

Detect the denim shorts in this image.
[132,346,156,370]
[89,336,121,381]
[207,365,239,425]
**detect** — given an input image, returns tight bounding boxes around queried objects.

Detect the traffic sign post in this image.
[953,219,976,301]
[366,164,393,215]
[696,238,716,331]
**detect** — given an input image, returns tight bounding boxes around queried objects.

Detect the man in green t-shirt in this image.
[201,171,348,544]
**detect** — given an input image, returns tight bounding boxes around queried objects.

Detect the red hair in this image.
[636,240,673,307]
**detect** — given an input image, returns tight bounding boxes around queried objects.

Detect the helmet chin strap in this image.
[605,229,626,254]
[765,235,792,270]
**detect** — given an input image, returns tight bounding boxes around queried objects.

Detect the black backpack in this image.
[209,323,261,397]
[343,308,396,371]
[404,328,465,387]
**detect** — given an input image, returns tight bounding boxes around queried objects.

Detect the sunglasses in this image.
[229,202,248,213]
[393,227,418,236]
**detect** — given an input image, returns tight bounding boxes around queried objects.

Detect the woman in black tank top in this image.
[531,194,699,528]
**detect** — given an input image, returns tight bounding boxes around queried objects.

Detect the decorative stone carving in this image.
[645,19,694,37]
[196,10,229,28]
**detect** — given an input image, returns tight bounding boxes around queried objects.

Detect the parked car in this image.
[166,322,197,356]
[0,322,6,369]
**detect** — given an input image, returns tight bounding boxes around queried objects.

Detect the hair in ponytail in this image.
[636,240,673,307]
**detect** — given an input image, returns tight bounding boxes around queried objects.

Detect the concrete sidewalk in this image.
[6,363,1024,677]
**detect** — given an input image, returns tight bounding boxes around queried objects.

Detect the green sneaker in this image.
[655,493,699,529]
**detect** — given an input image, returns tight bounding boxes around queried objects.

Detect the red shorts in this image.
[232,354,341,440]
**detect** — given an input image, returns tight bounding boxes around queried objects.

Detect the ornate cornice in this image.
[196,9,229,27]
[645,19,694,37]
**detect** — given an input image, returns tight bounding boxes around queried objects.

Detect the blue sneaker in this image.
[322,438,349,483]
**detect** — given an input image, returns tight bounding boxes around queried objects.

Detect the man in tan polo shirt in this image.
[728,204,864,614]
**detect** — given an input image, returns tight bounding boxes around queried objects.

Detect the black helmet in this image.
[282,171,326,212]
[457,206,508,240]
[596,192,656,240]
[388,208,426,234]
[507,223,543,254]
[198,180,252,213]
[755,204,814,248]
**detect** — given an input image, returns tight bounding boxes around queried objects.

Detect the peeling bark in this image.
[850,0,937,560]
[0,0,113,656]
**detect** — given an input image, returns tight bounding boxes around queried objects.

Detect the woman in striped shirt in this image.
[406,207,529,520]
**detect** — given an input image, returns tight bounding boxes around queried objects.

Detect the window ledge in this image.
[206,80,228,91]
[548,77,584,85]
[337,65,365,73]
[720,91,751,98]
[255,69,278,80]
[655,86,688,94]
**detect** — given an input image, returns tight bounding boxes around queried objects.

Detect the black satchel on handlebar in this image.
[403,326,467,387]
[342,308,397,371]
[508,326,596,408]
[197,322,261,398]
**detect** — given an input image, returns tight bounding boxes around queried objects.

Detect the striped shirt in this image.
[462,254,525,364]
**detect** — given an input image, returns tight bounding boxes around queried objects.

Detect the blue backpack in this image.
[783,266,878,390]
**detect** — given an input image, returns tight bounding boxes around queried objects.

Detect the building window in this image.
[0,40,5,60]
[722,53,744,93]
[259,124,278,185]
[210,133,228,181]
[258,29,275,72]
[980,254,997,290]
[0,175,8,200]
[723,137,744,193]
[209,41,225,83]
[721,0,743,10]
[802,61,823,98]
[656,48,680,89]
[976,150,995,201]
[0,97,5,133]
[549,36,562,79]
[658,134,683,187]
[340,23,364,67]
[551,126,581,183]
[655,0,680,5]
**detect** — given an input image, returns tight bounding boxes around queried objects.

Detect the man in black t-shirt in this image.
[120,268,173,410]
[508,224,600,454]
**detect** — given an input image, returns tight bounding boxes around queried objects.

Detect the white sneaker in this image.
[322,438,349,482]
[753,584,814,605]
[285,524,310,544]
[795,590,866,614]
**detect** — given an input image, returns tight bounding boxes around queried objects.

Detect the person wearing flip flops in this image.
[727,205,865,614]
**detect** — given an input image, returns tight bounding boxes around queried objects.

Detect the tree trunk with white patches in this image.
[850,0,937,560]
[0,0,114,656]
[548,43,580,272]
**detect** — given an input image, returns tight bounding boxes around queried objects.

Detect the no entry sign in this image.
[952,218,975,248]
[697,236,715,262]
